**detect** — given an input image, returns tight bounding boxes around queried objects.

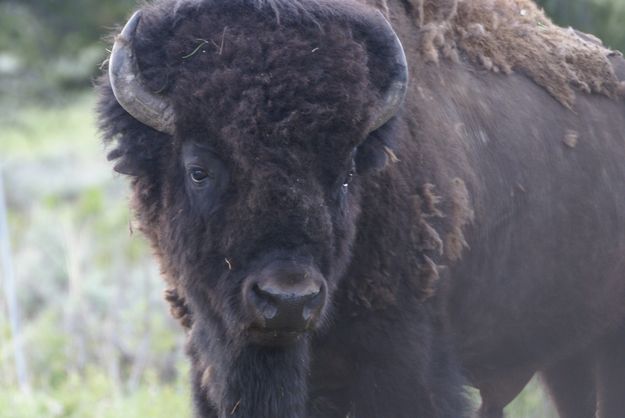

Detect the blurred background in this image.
[0,0,623,417]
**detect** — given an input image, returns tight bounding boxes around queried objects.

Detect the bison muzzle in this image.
[243,257,327,344]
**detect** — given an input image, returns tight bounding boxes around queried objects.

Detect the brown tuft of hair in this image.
[406,0,624,107]
[445,178,474,261]
[164,287,193,329]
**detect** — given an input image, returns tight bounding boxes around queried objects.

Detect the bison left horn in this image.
[109,11,176,135]
[365,12,409,134]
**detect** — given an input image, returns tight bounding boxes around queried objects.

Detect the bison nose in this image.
[245,265,326,332]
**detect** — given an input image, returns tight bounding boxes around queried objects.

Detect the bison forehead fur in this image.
[131,4,376,274]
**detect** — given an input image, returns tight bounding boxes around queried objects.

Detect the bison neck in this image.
[214,341,310,418]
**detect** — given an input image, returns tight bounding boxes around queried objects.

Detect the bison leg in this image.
[476,368,534,418]
[347,337,467,418]
[307,390,351,418]
[541,349,596,418]
[595,327,625,418]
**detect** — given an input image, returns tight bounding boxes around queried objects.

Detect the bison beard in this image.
[189,333,310,418]
[222,345,309,418]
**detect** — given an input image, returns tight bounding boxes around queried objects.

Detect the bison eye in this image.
[181,143,229,216]
[189,166,212,184]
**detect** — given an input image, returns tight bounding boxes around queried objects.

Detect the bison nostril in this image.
[260,301,279,321]
[302,292,322,321]
[302,305,315,322]
[252,284,279,320]
[248,277,325,330]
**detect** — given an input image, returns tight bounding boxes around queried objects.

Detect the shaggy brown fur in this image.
[164,287,193,329]
[99,1,469,417]
[404,0,625,107]
[99,1,625,417]
[445,177,474,261]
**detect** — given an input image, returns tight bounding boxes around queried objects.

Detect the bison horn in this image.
[109,11,176,135]
[366,12,409,134]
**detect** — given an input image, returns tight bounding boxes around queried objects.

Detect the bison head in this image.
[99,0,407,416]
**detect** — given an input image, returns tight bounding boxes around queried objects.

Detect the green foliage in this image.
[0,93,97,157]
[1,95,190,416]
[0,368,190,418]
[537,0,625,52]
[17,0,135,53]
[506,378,558,417]
[0,0,135,103]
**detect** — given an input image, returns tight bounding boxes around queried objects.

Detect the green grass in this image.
[0,93,101,161]
[507,377,558,417]
[1,94,191,418]
[0,369,191,418]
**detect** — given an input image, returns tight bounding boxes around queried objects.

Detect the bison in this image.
[97,0,625,417]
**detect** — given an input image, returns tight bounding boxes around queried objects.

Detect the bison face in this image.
[100,1,406,415]
[177,137,350,346]
[104,1,406,347]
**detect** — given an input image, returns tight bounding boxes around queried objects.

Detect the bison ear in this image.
[107,148,144,177]
[113,158,142,176]
[355,121,399,174]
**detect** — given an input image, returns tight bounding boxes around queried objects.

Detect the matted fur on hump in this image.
[405,0,625,107]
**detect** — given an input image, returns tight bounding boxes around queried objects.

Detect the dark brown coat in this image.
[98,0,625,417]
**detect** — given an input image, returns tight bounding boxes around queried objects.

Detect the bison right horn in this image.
[109,11,176,135]
[365,12,409,134]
